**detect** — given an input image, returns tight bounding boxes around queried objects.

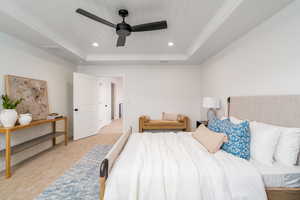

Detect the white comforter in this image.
[104,132,267,200]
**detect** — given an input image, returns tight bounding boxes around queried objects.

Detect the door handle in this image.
[105,105,108,107]
[74,108,79,111]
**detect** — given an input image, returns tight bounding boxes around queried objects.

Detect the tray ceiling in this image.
[0,0,294,64]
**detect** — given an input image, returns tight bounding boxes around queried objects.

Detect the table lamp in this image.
[202,97,220,121]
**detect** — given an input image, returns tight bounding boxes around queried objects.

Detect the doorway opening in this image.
[98,76,124,135]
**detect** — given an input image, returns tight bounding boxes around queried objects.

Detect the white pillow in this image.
[250,121,281,165]
[220,116,245,124]
[274,127,300,166]
[230,116,245,124]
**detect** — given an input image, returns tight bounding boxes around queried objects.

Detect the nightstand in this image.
[196,120,208,128]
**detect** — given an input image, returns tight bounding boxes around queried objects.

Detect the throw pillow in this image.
[221,119,251,160]
[192,125,228,153]
[208,117,227,133]
[162,112,178,121]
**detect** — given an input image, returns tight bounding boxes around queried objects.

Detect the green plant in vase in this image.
[0,95,23,127]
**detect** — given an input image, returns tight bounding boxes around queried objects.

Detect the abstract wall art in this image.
[5,75,49,120]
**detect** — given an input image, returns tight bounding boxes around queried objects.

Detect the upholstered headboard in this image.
[227,95,300,128]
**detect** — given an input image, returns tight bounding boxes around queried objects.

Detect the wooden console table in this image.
[0,117,68,178]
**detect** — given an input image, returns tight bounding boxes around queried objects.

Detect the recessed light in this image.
[168,42,174,47]
[92,42,99,47]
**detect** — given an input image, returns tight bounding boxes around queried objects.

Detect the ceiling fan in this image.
[76,8,168,47]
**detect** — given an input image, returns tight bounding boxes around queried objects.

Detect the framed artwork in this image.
[5,75,49,120]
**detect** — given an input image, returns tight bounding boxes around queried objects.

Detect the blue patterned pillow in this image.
[207,117,227,133]
[221,119,251,160]
[208,118,250,160]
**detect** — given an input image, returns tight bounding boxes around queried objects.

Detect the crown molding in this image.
[187,0,244,56]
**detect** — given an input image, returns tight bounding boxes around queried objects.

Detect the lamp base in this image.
[207,108,217,121]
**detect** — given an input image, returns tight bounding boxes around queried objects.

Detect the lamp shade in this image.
[202,97,220,109]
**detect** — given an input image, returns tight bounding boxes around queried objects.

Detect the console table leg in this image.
[5,131,11,178]
[64,118,68,146]
[52,122,56,146]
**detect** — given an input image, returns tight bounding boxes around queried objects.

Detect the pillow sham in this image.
[162,112,178,121]
[221,119,251,160]
[274,127,300,166]
[250,121,281,165]
[192,125,228,153]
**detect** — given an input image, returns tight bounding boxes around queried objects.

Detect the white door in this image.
[73,72,103,140]
[99,78,112,126]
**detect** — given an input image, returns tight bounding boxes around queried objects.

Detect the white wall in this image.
[199,0,300,118]
[0,32,75,170]
[78,65,202,132]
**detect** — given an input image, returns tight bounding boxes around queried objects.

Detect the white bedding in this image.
[250,160,300,188]
[104,132,267,200]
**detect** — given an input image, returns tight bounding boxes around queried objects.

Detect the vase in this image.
[19,113,32,125]
[0,109,18,128]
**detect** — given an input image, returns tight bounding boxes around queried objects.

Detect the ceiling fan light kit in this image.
[76,8,168,47]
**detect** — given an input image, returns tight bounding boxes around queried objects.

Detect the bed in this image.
[99,95,300,200]
[227,95,300,200]
[102,132,267,200]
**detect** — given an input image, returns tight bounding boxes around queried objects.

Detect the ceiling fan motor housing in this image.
[118,9,129,18]
[116,23,131,36]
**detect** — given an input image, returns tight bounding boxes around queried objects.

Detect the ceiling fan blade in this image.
[117,36,126,47]
[76,8,116,28]
[131,20,167,32]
